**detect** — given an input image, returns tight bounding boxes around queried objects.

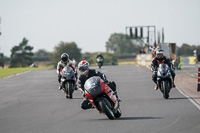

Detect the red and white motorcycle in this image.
[84,76,121,120]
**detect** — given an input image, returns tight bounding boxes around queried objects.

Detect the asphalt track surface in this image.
[0,65,200,133]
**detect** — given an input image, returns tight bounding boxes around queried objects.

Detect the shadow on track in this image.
[66,97,83,100]
[91,117,163,121]
[115,116,163,120]
[169,97,200,100]
[169,97,188,100]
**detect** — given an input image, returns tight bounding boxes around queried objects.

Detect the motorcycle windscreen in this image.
[61,67,74,78]
[84,76,102,97]
[158,64,169,71]
[97,57,103,62]
[158,64,169,77]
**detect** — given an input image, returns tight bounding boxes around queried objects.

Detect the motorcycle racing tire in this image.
[159,81,164,94]
[99,99,115,120]
[114,108,121,118]
[66,82,73,99]
[98,63,102,69]
[163,81,169,99]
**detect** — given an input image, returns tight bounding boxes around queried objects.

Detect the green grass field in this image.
[0,65,54,78]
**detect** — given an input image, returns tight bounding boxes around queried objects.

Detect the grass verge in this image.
[0,65,54,78]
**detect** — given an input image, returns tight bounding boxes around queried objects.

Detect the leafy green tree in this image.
[177,43,197,56]
[106,33,141,55]
[81,52,93,61]
[33,49,50,61]
[51,42,81,64]
[10,38,34,67]
[0,53,4,68]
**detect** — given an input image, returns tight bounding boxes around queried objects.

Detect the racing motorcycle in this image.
[157,64,172,99]
[61,66,76,99]
[84,76,121,120]
[96,57,103,69]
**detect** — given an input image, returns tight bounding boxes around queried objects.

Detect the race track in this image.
[0,65,199,133]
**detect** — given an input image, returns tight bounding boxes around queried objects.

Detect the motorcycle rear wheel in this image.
[99,99,115,120]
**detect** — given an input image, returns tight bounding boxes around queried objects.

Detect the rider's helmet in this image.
[61,53,69,63]
[156,49,164,59]
[78,60,89,75]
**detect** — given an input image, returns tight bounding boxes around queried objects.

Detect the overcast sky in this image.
[0,0,200,56]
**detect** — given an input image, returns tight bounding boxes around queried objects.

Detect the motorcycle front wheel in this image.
[98,62,102,69]
[163,80,169,99]
[65,82,74,99]
[114,108,121,118]
[99,99,115,120]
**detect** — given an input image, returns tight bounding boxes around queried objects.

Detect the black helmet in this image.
[61,53,69,63]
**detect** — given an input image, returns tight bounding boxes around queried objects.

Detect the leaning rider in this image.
[77,60,120,110]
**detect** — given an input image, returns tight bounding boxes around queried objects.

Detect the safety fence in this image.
[136,54,153,68]
[180,56,196,65]
[136,54,197,68]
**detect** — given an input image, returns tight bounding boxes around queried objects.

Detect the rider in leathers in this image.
[77,60,120,110]
[151,49,176,90]
[56,53,76,90]
[96,53,104,66]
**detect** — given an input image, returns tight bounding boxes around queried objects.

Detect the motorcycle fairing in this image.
[61,67,75,80]
[84,76,102,97]
[84,76,118,112]
[157,64,171,79]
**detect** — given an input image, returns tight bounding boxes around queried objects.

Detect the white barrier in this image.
[136,54,153,68]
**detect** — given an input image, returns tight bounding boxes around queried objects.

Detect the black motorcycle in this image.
[61,66,76,99]
[157,64,172,99]
[96,57,103,69]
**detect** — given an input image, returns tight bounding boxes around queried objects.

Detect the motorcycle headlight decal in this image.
[91,83,96,87]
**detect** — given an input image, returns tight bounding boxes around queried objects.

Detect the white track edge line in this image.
[176,87,200,111]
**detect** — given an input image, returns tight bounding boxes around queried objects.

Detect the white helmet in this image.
[78,60,89,75]
[156,49,164,58]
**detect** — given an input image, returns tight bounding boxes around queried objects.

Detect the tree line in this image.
[0,34,199,68]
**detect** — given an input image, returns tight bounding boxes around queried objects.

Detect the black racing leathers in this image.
[151,56,175,84]
[77,69,107,91]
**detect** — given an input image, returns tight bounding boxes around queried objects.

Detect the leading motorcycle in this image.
[84,76,121,120]
[96,57,103,69]
[61,66,76,99]
[157,64,172,99]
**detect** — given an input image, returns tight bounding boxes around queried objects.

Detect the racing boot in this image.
[154,84,158,90]
[172,82,176,88]
[81,98,93,110]
[58,84,62,90]
[74,84,78,90]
